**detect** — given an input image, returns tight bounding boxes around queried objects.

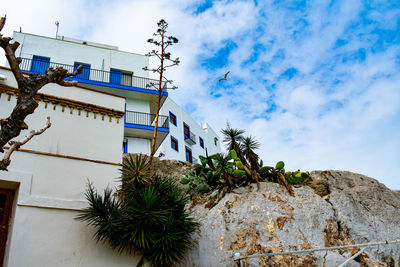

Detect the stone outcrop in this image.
[178,171,400,267]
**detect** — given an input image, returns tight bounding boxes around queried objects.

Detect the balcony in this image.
[124,110,169,152]
[184,131,196,145]
[125,110,169,130]
[18,57,167,93]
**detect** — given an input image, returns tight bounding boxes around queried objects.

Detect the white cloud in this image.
[1,0,399,189]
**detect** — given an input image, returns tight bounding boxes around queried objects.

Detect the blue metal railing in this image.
[19,57,166,91]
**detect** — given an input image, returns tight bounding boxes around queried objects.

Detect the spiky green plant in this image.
[77,174,198,266]
[120,154,152,191]
[241,135,261,171]
[76,183,123,249]
[221,123,245,161]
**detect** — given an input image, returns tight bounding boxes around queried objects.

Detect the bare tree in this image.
[0,16,82,170]
[143,19,179,165]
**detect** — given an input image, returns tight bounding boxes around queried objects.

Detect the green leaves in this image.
[180,177,190,184]
[120,154,152,189]
[234,169,246,177]
[275,161,285,171]
[77,176,198,266]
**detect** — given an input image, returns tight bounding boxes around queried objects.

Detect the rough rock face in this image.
[179,171,400,267]
[150,157,192,180]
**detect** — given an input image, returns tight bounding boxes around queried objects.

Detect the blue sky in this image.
[2,0,400,189]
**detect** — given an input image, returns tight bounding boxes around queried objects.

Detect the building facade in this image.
[0,31,221,266]
[0,66,144,266]
[10,31,221,163]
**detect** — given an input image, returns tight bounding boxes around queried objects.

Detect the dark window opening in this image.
[185,146,192,163]
[123,139,128,153]
[171,136,179,151]
[214,137,218,146]
[184,123,190,139]
[169,112,177,126]
[199,137,204,148]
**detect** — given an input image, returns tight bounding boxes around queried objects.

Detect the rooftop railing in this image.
[125,110,169,129]
[18,57,166,91]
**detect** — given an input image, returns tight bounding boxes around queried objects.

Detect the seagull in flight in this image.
[218,71,230,82]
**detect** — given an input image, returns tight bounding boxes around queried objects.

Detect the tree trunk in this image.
[148,29,165,165]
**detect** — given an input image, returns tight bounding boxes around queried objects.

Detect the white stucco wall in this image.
[125,98,150,114]
[12,32,149,78]
[126,137,150,155]
[0,68,143,267]
[157,98,221,163]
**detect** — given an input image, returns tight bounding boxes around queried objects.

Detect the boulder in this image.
[178,171,400,266]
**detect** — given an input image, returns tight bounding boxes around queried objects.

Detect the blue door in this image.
[110,69,122,85]
[74,62,91,80]
[30,56,50,74]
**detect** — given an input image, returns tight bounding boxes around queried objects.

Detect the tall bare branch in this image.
[0,16,82,170]
[143,19,179,165]
[0,117,51,171]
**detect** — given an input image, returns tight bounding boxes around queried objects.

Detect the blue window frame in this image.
[183,122,190,139]
[185,146,192,163]
[123,139,128,153]
[110,68,122,85]
[30,55,50,74]
[74,62,91,80]
[171,136,179,152]
[199,137,204,149]
[169,111,177,126]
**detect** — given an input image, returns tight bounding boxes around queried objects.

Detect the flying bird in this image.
[218,71,230,82]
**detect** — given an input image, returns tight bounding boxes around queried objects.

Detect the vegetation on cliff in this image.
[77,154,198,266]
[180,123,311,203]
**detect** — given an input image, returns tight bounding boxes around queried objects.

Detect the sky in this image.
[1,0,400,189]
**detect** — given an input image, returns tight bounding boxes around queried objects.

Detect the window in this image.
[123,138,128,153]
[30,55,50,73]
[199,137,204,149]
[169,112,177,126]
[74,62,91,80]
[185,146,192,163]
[214,137,218,146]
[183,123,190,139]
[171,136,178,152]
[110,68,133,86]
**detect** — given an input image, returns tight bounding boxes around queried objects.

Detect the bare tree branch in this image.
[0,117,51,171]
[0,16,82,169]
[144,19,179,165]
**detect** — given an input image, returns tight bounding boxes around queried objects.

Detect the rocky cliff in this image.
[178,170,400,267]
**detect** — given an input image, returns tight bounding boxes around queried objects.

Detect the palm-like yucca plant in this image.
[77,175,198,266]
[75,183,123,249]
[120,154,152,191]
[241,136,261,171]
[221,123,246,164]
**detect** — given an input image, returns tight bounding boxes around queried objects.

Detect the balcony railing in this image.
[18,57,166,91]
[184,131,196,145]
[125,110,169,129]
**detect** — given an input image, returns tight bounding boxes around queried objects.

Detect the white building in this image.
[0,66,142,266]
[0,31,221,267]
[10,31,221,163]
